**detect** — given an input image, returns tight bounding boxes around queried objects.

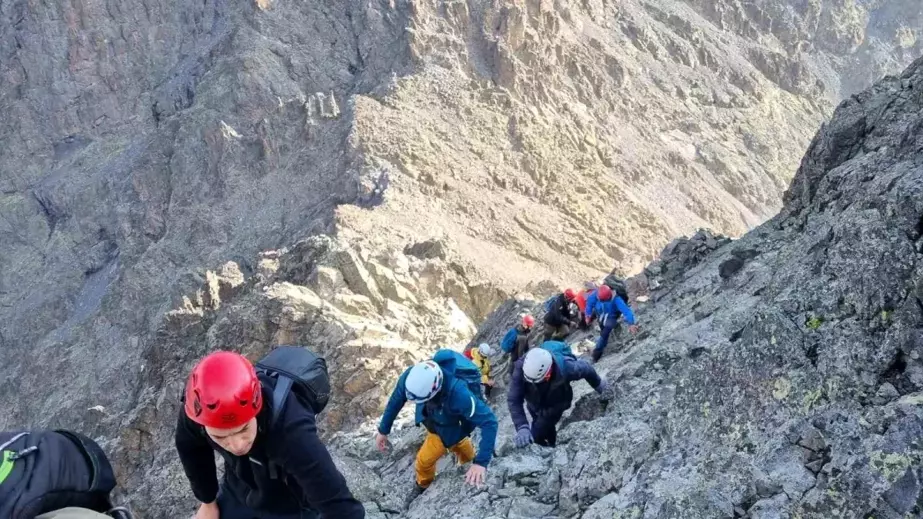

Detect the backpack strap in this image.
[266,375,293,481]
[270,375,294,430]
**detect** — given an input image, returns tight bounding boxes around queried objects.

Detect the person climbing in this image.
[507,342,613,448]
[575,282,598,330]
[501,314,535,364]
[0,429,134,519]
[375,349,499,509]
[470,343,495,398]
[587,284,639,363]
[175,350,365,519]
[543,289,580,341]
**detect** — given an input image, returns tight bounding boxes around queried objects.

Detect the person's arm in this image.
[174,409,219,504]
[377,371,409,435]
[586,293,599,322]
[565,358,602,389]
[274,404,366,518]
[450,385,498,467]
[506,361,530,431]
[614,296,636,325]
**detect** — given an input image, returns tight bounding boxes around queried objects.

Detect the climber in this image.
[587,284,639,363]
[470,343,495,398]
[174,351,365,519]
[543,289,580,341]
[375,349,499,509]
[501,314,535,364]
[574,281,598,330]
[507,342,613,448]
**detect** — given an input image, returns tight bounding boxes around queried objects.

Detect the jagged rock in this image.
[336,248,386,308]
[404,239,449,260]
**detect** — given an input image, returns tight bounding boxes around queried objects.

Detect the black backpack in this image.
[0,430,131,519]
[602,273,630,303]
[255,345,331,427]
[254,346,331,481]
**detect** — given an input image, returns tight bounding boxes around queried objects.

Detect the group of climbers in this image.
[5,273,640,518]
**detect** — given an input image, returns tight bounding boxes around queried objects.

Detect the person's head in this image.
[184,351,262,456]
[564,288,577,301]
[522,348,554,383]
[521,314,535,329]
[597,284,613,301]
[478,343,493,357]
[405,360,444,403]
[583,281,598,292]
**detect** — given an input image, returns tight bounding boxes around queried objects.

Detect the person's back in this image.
[175,350,365,519]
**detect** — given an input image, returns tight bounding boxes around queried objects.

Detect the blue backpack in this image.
[435,351,485,401]
[541,340,577,361]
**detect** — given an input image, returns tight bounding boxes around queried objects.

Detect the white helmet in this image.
[522,348,554,383]
[405,360,444,403]
[478,343,492,357]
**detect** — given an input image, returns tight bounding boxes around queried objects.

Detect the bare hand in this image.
[486,379,495,387]
[465,464,487,487]
[195,502,219,519]
[628,325,640,334]
[375,432,390,453]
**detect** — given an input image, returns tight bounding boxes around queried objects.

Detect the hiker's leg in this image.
[449,437,475,464]
[543,323,556,341]
[415,433,448,488]
[532,408,565,447]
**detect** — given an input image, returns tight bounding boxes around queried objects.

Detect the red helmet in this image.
[597,285,613,301]
[184,351,263,428]
[522,314,535,328]
[564,288,577,301]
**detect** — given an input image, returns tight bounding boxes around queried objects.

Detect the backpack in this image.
[541,340,577,361]
[603,274,630,303]
[0,430,130,519]
[437,351,485,402]
[255,345,331,426]
[254,346,331,481]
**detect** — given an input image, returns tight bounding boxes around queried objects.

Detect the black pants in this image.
[528,408,566,447]
[217,485,318,519]
[483,383,493,398]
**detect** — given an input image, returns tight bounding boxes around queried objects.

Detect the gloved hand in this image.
[514,426,533,448]
[596,379,614,402]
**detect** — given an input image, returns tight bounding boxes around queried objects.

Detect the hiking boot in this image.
[591,348,603,363]
[403,483,426,510]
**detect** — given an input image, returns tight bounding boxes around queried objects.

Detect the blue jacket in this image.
[590,295,636,325]
[507,354,602,430]
[378,350,498,467]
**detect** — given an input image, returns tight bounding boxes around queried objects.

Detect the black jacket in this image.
[175,383,365,518]
[544,294,576,327]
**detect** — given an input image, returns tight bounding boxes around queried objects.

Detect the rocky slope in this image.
[336,55,923,519]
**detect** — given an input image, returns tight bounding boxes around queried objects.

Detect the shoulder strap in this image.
[266,376,293,481]
[270,375,294,431]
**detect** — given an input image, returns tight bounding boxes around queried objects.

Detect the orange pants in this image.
[415,433,475,488]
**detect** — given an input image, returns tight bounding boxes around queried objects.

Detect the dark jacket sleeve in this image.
[273,400,366,519]
[506,359,530,431]
[564,358,602,390]
[174,409,219,504]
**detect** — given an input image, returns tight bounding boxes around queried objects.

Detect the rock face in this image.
[336,56,923,518]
